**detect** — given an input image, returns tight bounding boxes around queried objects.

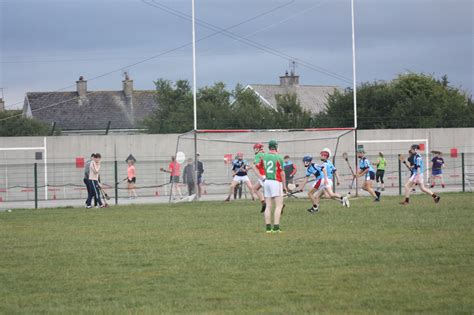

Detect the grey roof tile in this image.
[24,90,157,130]
[248,84,340,113]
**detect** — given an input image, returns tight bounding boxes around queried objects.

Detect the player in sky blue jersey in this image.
[297,154,348,214]
[319,148,349,207]
[401,144,440,205]
[355,148,381,202]
[225,152,255,202]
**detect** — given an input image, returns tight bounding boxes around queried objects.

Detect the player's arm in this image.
[321,167,329,185]
[290,164,297,177]
[279,160,287,191]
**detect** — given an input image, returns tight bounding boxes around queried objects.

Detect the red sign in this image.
[76,157,85,168]
[450,148,458,158]
[419,143,425,151]
[224,154,233,164]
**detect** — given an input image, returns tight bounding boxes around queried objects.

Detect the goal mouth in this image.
[171,128,356,202]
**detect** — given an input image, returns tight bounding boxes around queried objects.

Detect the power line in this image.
[145,0,352,84]
[0,0,295,114]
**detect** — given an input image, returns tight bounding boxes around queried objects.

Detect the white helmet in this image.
[321,148,332,158]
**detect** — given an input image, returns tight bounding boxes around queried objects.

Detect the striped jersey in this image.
[232,159,249,176]
[305,163,324,181]
[412,153,423,174]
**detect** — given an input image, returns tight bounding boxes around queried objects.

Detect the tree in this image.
[142,79,193,133]
[197,82,232,129]
[0,110,54,136]
[230,84,276,129]
[273,93,313,129]
[315,73,473,129]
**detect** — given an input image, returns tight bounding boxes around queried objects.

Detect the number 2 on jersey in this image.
[266,160,274,174]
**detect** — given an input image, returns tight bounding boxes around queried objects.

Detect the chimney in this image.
[76,76,87,97]
[0,98,4,111]
[122,72,133,98]
[279,70,299,87]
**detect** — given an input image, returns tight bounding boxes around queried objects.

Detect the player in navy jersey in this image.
[430,151,446,188]
[401,144,440,205]
[355,148,381,202]
[225,152,255,202]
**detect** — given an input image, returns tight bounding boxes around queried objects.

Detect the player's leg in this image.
[380,171,385,190]
[430,172,437,188]
[401,177,416,204]
[243,177,255,200]
[273,195,284,232]
[364,177,379,200]
[324,185,345,206]
[226,178,238,201]
[307,187,319,213]
[254,180,266,213]
[264,197,273,233]
[440,173,445,188]
[175,177,183,198]
[375,170,381,190]
[418,179,441,203]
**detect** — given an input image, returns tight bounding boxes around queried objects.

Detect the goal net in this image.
[172,128,355,200]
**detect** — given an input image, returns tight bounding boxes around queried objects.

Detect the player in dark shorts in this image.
[430,151,446,188]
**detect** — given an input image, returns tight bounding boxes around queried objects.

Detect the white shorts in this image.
[311,179,324,191]
[256,179,265,187]
[322,178,333,189]
[233,175,250,184]
[264,180,283,198]
[409,174,424,184]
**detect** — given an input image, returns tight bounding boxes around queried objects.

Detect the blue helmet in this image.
[302,155,313,163]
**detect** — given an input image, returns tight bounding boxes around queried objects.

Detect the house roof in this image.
[23,90,157,131]
[247,84,340,114]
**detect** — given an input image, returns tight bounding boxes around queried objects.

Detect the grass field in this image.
[1,193,473,314]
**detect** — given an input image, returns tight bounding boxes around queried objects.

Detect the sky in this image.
[0,0,473,109]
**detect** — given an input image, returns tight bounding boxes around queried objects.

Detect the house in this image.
[245,71,340,114]
[22,74,157,134]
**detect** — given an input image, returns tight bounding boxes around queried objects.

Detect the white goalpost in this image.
[0,137,49,201]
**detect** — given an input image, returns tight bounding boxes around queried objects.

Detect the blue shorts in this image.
[365,171,375,181]
[432,169,442,176]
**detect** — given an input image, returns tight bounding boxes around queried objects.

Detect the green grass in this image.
[1,193,473,314]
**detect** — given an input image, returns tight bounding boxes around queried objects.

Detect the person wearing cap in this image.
[225,152,254,202]
[256,140,286,233]
[355,148,381,202]
[375,152,387,191]
[401,144,440,205]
